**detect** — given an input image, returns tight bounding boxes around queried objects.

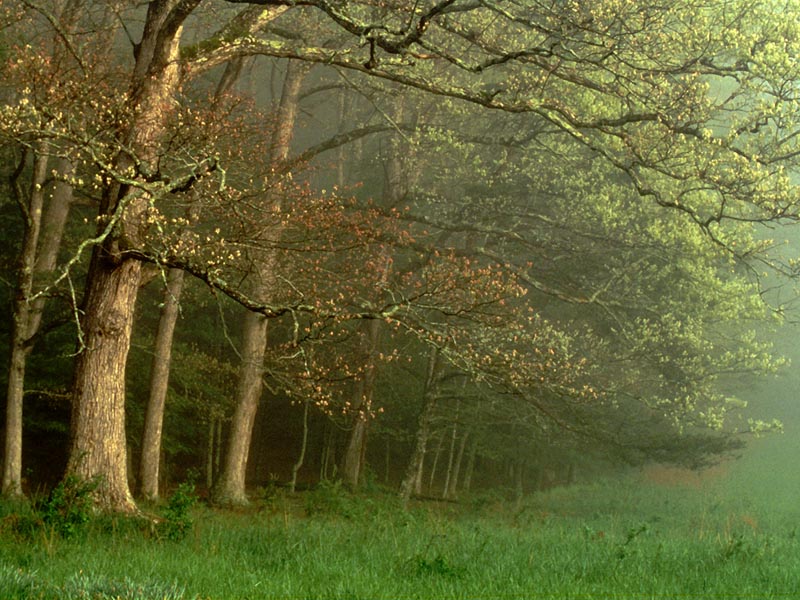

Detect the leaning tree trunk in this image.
[138,268,184,500]
[211,310,268,505]
[212,59,309,506]
[399,346,439,505]
[289,399,310,493]
[446,430,469,500]
[3,149,48,498]
[137,58,243,502]
[2,0,83,498]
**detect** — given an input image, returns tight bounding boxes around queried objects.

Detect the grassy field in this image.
[0,476,797,599]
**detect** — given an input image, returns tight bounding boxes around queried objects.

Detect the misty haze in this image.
[0,0,798,598]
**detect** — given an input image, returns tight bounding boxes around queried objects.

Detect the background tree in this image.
[1,0,798,511]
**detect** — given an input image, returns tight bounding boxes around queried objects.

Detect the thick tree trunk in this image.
[138,268,185,500]
[212,59,309,506]
[63,3,196,512]
[67,254,142,512]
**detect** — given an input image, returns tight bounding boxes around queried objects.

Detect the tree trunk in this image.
[441,398,459,500]
[206,418,215,490]
[212,59,310,506]
[137,57,242,502]
[384,438,391,484]
[514,459,525,509]
[399,346,439,505]
[320,422,336,481]
[462,437,477,494]
[341,97,408,489]
[341,318,381,489]
[341,404,368,488]
[67,254,142,512]
[289,400,309,493]
[2,0,81,497]
[138,268,184,500]
[64,3,196,512]
[27,157,75,337]
[214,419,223,479]
[211,311,268,506]
[2,149,48,498]
[447,430,468,499]
[428,432,444,494]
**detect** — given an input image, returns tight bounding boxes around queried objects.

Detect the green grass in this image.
[0,477,798,599]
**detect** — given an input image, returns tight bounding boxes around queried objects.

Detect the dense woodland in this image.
[0,0,799,513]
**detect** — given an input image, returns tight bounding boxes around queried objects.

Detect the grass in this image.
[0,475,797,599]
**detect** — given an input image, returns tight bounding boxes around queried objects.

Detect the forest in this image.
[0,0,799,521]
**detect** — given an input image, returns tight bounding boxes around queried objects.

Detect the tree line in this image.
[0,0,798,512]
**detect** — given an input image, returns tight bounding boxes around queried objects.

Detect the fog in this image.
[720,322,800,514]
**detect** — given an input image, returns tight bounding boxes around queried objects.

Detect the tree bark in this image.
[428,431,444,494]
[212,59,310,506]
[27,158,75,337]
[206,418,215,490]
[399,346,439,505]
[67,254,142,512]
[441,424,457,500]
[341,318,380,489]
[212,310,268,505]
[3,149,48,498]
[138,268,185,500]
[447,430,468,499]
[137,55,245,502]
[2,0,81,498]
[462,436,477,494]
[289,399,309,493]
[64,2,198,512]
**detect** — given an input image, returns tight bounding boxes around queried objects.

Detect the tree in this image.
[212,58,311,506]
[1,0,110,497]
[138,57,246,502]
[2,0,799,511]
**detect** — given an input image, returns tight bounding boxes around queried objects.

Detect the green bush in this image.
[158,482,198,541]
[304,480,361,519]
[38,476,99,540]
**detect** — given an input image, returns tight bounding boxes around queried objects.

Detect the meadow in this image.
[0,474,797,599]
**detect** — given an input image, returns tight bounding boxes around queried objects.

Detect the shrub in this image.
[38,475,99,540]
[304,480,361,519]
[158,482,198,541]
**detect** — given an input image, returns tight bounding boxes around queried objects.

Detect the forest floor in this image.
[0,475,797,599]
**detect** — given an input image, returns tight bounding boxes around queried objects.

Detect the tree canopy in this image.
[0,0,797,509]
